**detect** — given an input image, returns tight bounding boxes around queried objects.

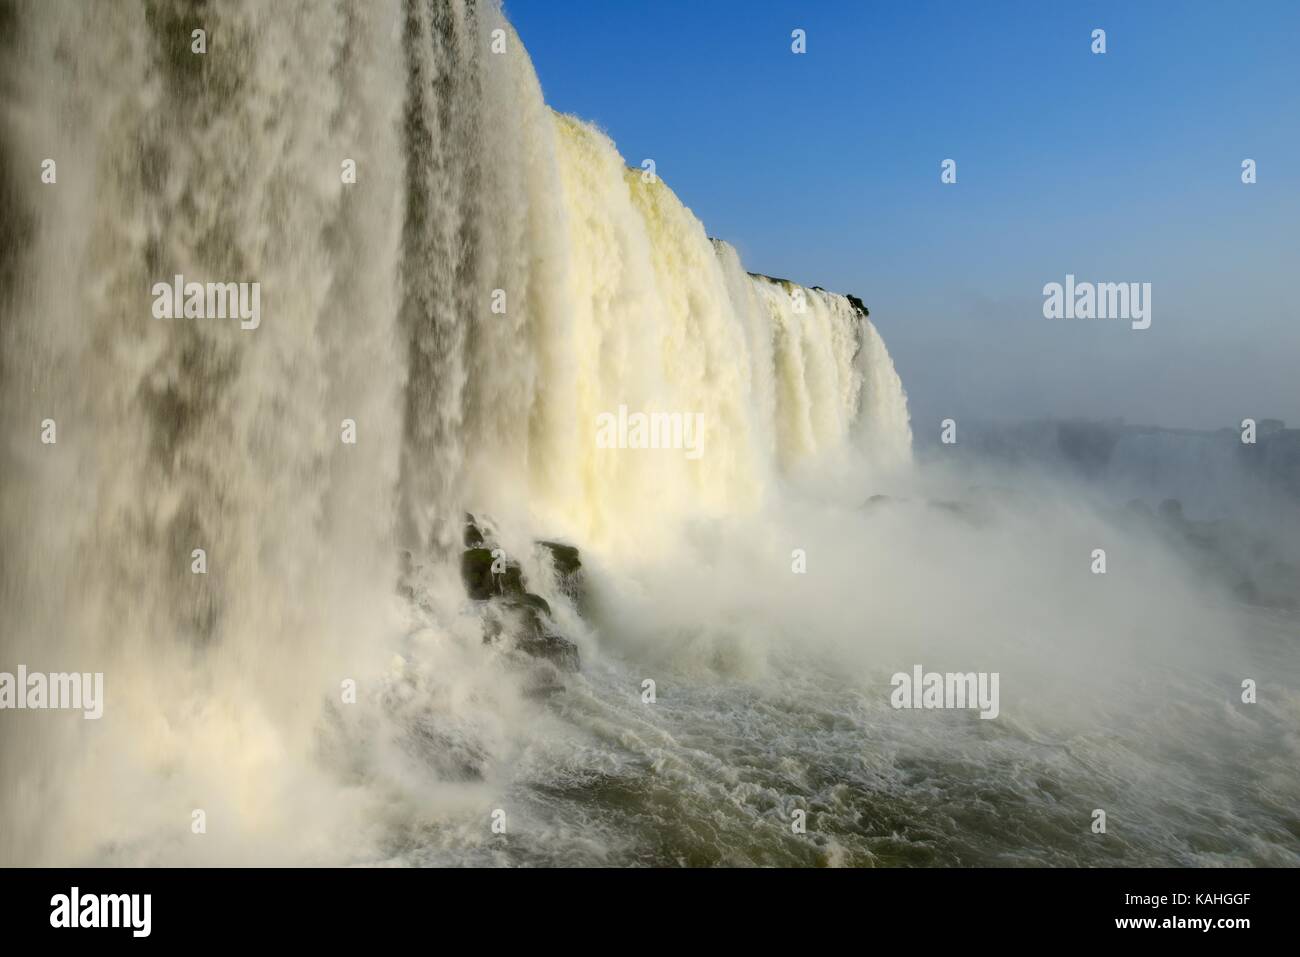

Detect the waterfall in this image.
[0,0,909,864]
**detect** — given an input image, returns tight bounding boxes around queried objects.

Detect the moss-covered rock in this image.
[460,519,581,671]
[461,545,526,600]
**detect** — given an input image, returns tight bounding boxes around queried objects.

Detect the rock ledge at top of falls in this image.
[745,271,870,318]
[460,514,582,672]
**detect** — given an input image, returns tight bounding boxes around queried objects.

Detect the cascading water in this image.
[1,0,414,865]
[2,1,1295,868]
[0,0,909,863]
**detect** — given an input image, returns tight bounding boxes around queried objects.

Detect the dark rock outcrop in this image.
[463,515,484,547]
[538,540,581,577]
[460,545,524,600]
[461,514,581,671]
[537,539,585,612]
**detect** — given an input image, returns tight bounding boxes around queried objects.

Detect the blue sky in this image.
[506,0,1300,429]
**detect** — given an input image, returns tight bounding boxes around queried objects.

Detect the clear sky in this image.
[505,0,1299,431]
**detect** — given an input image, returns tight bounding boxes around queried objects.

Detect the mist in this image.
[1,0,1295,871]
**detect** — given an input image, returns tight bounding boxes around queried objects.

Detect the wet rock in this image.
[515,626,581,671]
[461,547,496,600]
[460,544,525,600]
[538,539,585,610]
[463,513,484,547]
[507,593,578,670]
[518,636,580,671]
[538,540,581,577]
[460,517,581,671]
[516,590,552,618]
[482,597,580,672]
